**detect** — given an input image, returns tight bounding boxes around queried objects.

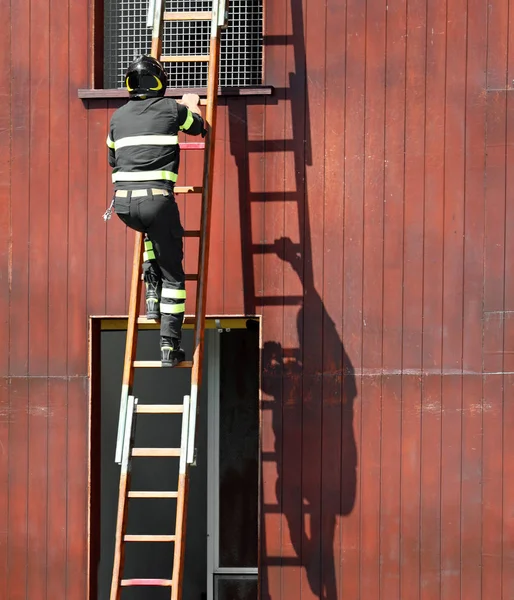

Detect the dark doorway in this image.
[89,321,260,600]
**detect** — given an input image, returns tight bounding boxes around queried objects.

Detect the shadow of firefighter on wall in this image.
[226,0,357,595]
[260,238,357,600]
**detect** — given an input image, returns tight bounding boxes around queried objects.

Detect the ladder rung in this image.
[124,534,176,542]
[163,11,212,21]
[174,186,203,194]
[128,491,179,499]
[132,448,182,457]
[179,142,205,150]
[160,55,210,63]
[135,404,184,414]
[185,274,198,281]
[121,579,173,587]
[133,360,193,368]
[184,230,201,237]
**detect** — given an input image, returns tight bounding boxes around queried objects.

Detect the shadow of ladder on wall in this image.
[227,0,314,578]
[109,2,229,600]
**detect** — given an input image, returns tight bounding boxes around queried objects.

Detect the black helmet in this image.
[125,55,167,99]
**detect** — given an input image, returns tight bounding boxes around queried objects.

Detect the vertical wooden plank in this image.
[8,0,30,596]
[481,0,508,596]
[483,5,508,316]
[68,0,89,377]
[48,10,71,588]
[341,0,365,590]
[400,376,422,600]
[419,375,442,600]
[401,0,426,594]
[67,0,89,597]
[0,379,8,600]
[440,374,462,600]
[440,0,467,594]
[505,9,514,316]
[27,2,51,577]
[45,30,68,599]
[324,0,348,597]
[301,0,326,597]
[243,99,264,317]
[361,0,386,594]
[67,377,88,600]
[482,375,503,600]
[423,0,446,372]
[10,0,30,378]
[0,0,10,378]
[420,0,446,587]
[0,0,11,588]
[224,99,245,313]
[7,379,29,600]
[282,0,306,595]
[87,102,108,316]
[380,0,406,594]
[460,0,487,596]
[503,14,514,596]
[261,0,288,598]
[49,0,70,377]
[47,379,68,600]
[205,103,225,316]
[28,0,50,378]
[503,373,514,597]
[27,378,49,599]
[459,376,483,598]
[105,102,128,316]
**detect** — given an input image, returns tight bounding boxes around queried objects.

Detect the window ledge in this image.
[78,85,274,100]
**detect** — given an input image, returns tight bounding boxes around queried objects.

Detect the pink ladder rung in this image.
[179,142,205,150]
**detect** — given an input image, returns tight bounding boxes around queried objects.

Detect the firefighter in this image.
[106,55,205,367]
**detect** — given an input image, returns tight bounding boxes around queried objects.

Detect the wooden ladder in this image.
[109,2,228,599]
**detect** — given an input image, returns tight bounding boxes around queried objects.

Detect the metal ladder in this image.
[110,2,228,599]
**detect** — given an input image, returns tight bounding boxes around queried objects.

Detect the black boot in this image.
[160,336,185,367]
[145,279,162,320]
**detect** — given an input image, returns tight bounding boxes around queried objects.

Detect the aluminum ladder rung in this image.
[128,491,179,499]
[185,274,198,281]
[121,579,173,587]
[184,230,201,237]
[124,534,176,542]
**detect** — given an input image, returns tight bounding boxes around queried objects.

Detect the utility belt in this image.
[114,188,170,198]
[103,188,172,221]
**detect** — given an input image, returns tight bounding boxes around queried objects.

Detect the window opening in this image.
[103,0,263,89]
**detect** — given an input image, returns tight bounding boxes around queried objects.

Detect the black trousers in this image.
[114,189,185,340]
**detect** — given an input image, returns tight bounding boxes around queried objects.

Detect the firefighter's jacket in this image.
[107,96,204,191]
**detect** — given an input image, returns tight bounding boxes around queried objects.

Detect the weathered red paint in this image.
[1,0,513,598]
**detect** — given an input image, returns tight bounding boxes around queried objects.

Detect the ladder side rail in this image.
[150,0,165,57]
[115,0,164,466]
[170,394,192,600]
[110,395,138,600]
[190,3,223,409]
[115,234,144,463]
[172,11,225,600]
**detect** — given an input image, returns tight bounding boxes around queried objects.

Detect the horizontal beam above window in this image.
[78,85,274,100]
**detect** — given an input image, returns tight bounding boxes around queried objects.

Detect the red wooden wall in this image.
[1,0,513,598]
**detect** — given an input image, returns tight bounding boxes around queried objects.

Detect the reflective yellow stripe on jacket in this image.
[112,170,178,183]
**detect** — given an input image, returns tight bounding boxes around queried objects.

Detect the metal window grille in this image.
[104,0,263,89]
